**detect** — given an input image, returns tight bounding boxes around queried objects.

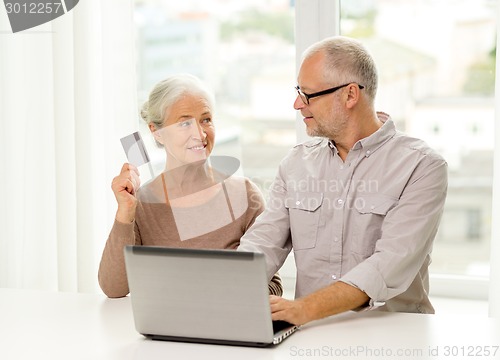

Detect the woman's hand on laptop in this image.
[112,163,141,224]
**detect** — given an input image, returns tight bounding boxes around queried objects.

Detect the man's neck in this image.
[332,111,382,161]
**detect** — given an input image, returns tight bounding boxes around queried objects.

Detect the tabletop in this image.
[1,288,499,360]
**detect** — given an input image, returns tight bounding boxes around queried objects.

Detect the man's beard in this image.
[306,114,345,139]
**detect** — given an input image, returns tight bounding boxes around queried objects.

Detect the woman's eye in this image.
[179,120,192,127]
[202,118,212,124]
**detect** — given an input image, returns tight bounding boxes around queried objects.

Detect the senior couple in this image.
[98,36,448,326]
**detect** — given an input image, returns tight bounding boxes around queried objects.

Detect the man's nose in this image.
[294,94,306,110]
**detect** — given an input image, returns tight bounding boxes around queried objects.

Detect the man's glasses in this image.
[295,83,365,105]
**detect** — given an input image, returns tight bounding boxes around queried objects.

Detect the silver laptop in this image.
[124,245,298,347]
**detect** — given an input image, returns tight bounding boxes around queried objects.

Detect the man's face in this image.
[294,52,347,140]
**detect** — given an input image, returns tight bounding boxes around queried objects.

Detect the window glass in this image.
[134,0,296,195]
[134,0,496,282]
[341,0,496,278]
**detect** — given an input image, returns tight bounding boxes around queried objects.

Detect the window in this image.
[133,0,496,299]
[341,0,496,287]
[467,209,482,241]
[133,0,296,194]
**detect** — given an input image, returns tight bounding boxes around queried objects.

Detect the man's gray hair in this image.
[303,36,378,102]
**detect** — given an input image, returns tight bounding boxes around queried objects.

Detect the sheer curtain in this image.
[0,0,138,293]
[489,1,500,318]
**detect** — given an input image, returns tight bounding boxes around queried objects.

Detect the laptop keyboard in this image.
[272,320,294,333]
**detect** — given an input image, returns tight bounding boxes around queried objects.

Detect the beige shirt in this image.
[98,175,282,298]
[239,113,448,313]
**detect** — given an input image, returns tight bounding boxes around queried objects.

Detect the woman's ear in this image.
[149,123,163,145]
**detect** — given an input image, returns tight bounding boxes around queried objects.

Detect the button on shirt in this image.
[239,113,448,314]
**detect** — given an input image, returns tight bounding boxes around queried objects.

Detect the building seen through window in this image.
[341,0,496,278]
[133,0,496,281]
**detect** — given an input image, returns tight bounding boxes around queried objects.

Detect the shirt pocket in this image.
[351,195,398,257]
[285,191,324,250]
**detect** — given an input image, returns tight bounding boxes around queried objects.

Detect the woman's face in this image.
[151,93,215,169]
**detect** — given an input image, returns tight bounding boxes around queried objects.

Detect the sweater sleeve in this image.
[98,219,140,298]
[268,272,283,296]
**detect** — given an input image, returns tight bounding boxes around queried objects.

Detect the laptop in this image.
[123,245,299,347]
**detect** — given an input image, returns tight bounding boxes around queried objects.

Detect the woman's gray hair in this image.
[303,36,378,102]
[140,73,215,129]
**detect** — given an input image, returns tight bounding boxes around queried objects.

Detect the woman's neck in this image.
[163,160,215,199]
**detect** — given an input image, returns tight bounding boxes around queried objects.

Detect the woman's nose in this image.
[193,121,207,140]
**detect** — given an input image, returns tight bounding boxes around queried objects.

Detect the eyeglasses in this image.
[295,83,365,105]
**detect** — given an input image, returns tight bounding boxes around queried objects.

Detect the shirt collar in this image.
[351,112,396,156]
[327,112,396,156]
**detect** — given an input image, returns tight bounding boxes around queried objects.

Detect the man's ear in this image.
[345,84,361,110]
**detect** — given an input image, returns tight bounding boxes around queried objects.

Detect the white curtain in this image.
[489,1,500,318]
[0,0,138,293]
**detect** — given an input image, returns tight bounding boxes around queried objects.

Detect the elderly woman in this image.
[98,74,282,298]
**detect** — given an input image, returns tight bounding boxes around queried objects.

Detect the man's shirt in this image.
[239,113,448,313]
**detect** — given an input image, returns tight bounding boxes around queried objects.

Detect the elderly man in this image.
[238,36,448,325]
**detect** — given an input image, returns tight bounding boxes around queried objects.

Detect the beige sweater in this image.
[98,175,282,298]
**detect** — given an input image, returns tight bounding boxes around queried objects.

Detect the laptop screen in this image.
[124,246,296,346]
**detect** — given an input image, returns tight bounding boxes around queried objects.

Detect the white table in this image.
[1,288,499,360]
